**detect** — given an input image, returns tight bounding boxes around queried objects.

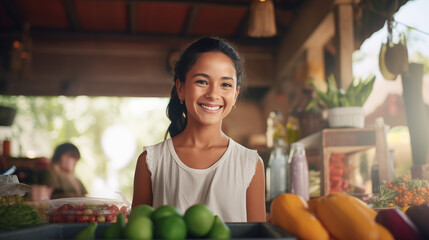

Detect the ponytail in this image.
[165,84,187,139]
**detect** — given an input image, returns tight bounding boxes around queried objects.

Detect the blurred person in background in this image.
[47,142,87,199]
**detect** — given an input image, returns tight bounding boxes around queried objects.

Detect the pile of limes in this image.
[77,203,231,239]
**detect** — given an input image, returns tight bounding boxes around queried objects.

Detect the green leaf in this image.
[306,74,375,110]
[305,98,318,111]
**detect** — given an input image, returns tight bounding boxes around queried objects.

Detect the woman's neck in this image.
[175,123,228,148]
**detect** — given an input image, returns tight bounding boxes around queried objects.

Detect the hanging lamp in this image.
[247,0,277,37]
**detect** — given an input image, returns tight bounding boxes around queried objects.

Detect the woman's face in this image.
[59,153,78,173]
[176,51,240,127]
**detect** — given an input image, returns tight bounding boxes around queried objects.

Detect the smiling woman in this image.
[132,37,266,222]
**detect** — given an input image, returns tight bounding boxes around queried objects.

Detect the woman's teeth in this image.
[200,104,221,111]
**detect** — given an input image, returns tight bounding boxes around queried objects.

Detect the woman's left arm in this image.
[246,158,266,222]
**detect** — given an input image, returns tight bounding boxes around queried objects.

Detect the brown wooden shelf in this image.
[299,125,389,195]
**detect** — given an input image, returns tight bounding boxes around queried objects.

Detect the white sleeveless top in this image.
[144,138,262,222]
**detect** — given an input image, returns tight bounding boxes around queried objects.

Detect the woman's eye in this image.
[195,80,208,85]
[221,82,233,88]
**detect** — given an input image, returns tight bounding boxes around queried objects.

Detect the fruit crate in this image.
[0,222,296,240]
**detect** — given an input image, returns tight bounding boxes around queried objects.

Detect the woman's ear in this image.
[234,87,240,102]
[176,79,184,100]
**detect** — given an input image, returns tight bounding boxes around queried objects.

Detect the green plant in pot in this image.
[306,74,375,128]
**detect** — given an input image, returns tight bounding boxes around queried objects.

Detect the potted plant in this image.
[306,75,375,128]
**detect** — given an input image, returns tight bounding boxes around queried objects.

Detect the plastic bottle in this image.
[289,142,309,201]
[267,137,288,200]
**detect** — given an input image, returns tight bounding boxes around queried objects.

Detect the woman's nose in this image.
[205,85,220,99]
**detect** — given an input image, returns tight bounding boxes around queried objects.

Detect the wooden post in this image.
[333,0,354,89]
[401,63,429,178]
[375,117,391,183]
[306,46,326,88]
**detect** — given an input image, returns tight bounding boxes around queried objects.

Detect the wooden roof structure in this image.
[0,0,408,97]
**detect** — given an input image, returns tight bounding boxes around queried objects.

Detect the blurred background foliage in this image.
[0,96,169,201]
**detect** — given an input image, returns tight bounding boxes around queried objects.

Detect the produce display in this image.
[271,191,429,240]
[270,193,329,240]
[74,203,231,240]
[0,195,22,206]
[371,175,429,208]
[405,204,429,239]
[47,197,130,223]
[375,208,422,240]
[329,153,349,192]
[49,203,128,223]
[75,222,98,240]
[0,203,40,231]
[270,192,393,240]
[328,153,366,194]
[103,212,126,239]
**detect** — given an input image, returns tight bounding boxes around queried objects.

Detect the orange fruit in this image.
[184,204,214,237]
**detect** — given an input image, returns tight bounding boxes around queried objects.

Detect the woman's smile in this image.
[199,103,223,112]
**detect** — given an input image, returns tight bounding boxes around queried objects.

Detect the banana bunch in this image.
[379,32,409,81]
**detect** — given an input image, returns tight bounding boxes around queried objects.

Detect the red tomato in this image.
[88,216,96,222]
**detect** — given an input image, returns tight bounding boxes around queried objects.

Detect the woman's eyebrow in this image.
[221,77,234,81]
[192,73,235,81]
[192,73,209,78]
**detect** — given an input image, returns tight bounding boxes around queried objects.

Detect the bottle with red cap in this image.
[2,138,10,157]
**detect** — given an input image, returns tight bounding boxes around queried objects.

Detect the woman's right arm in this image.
[131,151,153,208]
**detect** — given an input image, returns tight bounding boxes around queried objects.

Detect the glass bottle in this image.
[267,137,288,201]
[388,149,395,181]
[371,156,380,194]
[286,115,300,144]
[266,110,284,148]
[2,138,10,157]
[289,142,309,200]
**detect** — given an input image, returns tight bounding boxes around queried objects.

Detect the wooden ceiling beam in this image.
[63,0,81,31]
[234,10,249,37]
[110,0,300,11]
[127,1,138,34]
[276,0,335,81]
[181,4,199,37]
[100,0,250,8]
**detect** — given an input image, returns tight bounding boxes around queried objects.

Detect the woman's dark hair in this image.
[165,37,244,139]
[51,142,81,163]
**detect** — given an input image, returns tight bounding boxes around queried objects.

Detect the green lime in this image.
[151,205,182,222]
[103,213,125,239]
[184,204,215,237]
[75,222,98,240]
[129,204,155,222]
[206,215,231,239]
[154,215,187,239]
[123,216,153,240]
